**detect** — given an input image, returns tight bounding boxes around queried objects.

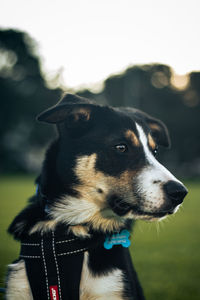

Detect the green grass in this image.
[0,176,35,289]
[131,181,200,300]
[0,176,200,299]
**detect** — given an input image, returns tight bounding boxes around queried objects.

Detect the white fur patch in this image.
[50,196,99,225]
[80,252,124,299]
[6,260,33,300]
[133,123,182,213]
[136,123,179,182]
[50,194,125,233]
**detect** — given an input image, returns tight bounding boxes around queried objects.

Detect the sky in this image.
[1,0,200,90]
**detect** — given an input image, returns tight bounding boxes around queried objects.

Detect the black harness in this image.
[20,230,104,300]
[17,184,104,300]
[16,185,144,300]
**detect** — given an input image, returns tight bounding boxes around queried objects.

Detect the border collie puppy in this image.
[6,94,187,300]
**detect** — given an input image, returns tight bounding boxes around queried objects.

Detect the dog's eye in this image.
[153,146,158,156]
[115,144,128,153]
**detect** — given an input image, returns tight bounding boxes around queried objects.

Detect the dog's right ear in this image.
[36,94,94,124]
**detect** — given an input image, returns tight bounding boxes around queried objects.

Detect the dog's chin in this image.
[129,205,181,221]
[108,195,181,221]
[131,210,169,221]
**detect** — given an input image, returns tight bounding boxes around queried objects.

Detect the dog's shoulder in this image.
[8,195,44,240]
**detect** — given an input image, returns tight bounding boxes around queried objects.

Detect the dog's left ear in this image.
[119,107,171,148]
[135,110,171,148]
[36,93,94,124]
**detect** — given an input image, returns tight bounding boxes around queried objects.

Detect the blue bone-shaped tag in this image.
[104,229,131,250]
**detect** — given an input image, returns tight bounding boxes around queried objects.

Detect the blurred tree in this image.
[0,29,62,173]
[0,29,199,176]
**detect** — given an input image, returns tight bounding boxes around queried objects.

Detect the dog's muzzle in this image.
[108,181,188,218]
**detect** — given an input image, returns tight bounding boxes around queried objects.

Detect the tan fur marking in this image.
[50,153,138,233]
[125,130,140,146]
[72,154,137,232]
[73,107,91,121]
[75,155,137,199]
[148,134,156,150]
[74,154,109,206]
[29,219,57,234]
[50,154,139,233]
[68,225,90,238]
[149,123,161,131]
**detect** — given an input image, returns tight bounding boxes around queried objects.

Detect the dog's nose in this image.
[163,181,188,206]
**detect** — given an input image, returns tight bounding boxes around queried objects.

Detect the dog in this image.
[6,93,187,300]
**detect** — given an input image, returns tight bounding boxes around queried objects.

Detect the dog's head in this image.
[37,94,187,232]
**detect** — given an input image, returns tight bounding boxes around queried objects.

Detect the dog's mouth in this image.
[131,208,174,218]
[108,195,174,218]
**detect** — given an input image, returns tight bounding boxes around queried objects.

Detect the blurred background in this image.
[0,0,200,299]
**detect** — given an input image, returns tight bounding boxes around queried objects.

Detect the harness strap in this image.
[20,235,90,259]
[20,231,104,300]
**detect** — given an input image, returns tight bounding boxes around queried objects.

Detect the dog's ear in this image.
[144,115,171,148]
[37,94,94,124]
[136,110,171,148]
[118,107,171,148]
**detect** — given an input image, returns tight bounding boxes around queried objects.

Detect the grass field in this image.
[0,176,200,299]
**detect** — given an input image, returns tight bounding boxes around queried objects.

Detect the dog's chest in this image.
[80,252,125,300]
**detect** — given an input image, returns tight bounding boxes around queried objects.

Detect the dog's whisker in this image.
[156,221,160,236]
